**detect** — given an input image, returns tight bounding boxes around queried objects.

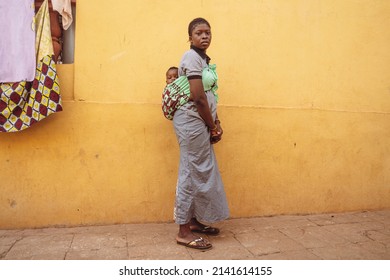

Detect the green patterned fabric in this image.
[162,65,219,120]
[202,64,219,103]
[161,76,190,120]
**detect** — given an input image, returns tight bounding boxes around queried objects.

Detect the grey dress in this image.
[173,48,229,225]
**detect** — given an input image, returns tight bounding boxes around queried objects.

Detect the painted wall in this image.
[1,0,389,229]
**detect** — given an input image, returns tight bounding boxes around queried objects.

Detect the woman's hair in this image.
[188,17,211,36]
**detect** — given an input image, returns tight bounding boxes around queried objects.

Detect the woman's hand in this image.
[210,120,223,144]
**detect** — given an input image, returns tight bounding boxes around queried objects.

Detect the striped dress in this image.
[173,48,229,224]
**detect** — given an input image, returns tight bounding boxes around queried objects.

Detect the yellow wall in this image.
[1,0,389,229]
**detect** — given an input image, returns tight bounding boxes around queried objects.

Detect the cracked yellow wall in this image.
[1,0,389,229]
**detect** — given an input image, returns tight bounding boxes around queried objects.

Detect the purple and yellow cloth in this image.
[0,0,62,132]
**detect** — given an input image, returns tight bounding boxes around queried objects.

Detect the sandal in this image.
[191,226,220,235]
[177,237,212,250]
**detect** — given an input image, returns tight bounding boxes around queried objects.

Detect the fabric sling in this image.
[162,64,219,120]
[162,76,190,120]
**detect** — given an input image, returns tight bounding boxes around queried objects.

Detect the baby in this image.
[162,66,189,121]
[166,66,178,84]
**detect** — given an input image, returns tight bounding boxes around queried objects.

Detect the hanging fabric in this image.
[51,0,73,30]
[0,0,36,83]
[0,0,63,132]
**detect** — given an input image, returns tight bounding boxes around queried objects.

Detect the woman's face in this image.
[190,23,212,50]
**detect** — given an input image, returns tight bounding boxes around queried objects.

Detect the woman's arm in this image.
[189,78,217,130]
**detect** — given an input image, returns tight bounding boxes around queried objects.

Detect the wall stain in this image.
[8,199,17,208]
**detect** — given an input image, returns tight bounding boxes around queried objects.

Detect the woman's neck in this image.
[190,45,211,64]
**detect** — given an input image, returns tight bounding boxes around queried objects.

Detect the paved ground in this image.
[0,210,389,260]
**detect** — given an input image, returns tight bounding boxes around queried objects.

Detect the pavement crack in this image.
[64,234,75,260]
[0,236,24,259]
[307,248,325,260]
[231,230,256,258]
[125,233,130,259]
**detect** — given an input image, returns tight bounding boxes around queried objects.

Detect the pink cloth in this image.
[0,0,36,82]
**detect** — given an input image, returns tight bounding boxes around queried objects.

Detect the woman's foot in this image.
[176,223,212,250]
[176,236,212,250]
[189,218,220,235]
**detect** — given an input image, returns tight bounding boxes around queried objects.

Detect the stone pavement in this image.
[0,210,389,260]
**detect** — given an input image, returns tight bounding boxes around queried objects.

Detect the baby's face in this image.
[166,69,178,84]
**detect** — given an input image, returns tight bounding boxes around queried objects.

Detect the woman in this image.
[173,18,229,250]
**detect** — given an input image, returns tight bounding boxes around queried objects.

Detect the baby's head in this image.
[166,66,178,84]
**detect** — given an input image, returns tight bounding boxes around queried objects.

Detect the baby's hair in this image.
[166,66,178,74]
[188,17,211,36]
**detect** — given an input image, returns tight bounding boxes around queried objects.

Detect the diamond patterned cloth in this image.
[0,55,62,132]
[0,0,62,132]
